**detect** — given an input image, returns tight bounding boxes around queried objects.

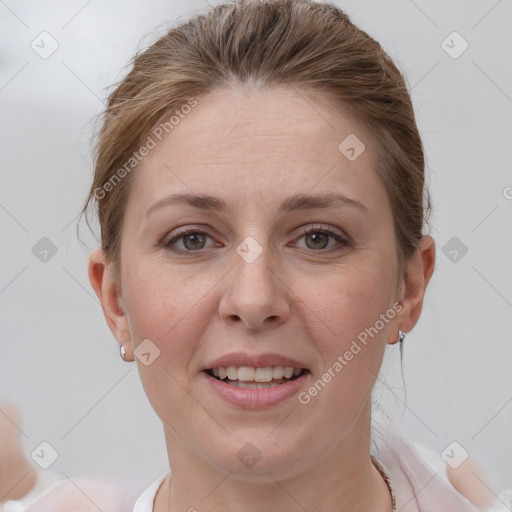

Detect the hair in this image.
[80,0,432,286]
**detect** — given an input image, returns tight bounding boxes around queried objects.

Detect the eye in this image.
[162,224,349,254]
[294,225,348,252]
[163,228,218,253]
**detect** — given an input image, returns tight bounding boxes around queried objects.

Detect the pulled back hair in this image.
[81,0,431,285]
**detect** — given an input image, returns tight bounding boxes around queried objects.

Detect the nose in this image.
[218,244,291,330]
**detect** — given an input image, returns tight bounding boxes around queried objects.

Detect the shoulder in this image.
[371,414,482,511]
[23,478,130,512]
[133,472,169,512]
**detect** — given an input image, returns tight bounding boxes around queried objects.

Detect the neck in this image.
[155,405,392,512]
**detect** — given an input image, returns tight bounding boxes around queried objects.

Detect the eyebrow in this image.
[145,191,369,217]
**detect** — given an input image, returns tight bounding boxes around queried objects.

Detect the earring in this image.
[398,329,405,361]
[120,344,127,361]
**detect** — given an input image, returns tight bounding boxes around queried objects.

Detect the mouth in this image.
[204,366,308,389]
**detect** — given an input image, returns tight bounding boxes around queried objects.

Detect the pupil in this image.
[307,232,327,249]
[184,233,205,250]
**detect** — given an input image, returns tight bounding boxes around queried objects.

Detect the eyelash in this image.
[163,224,349,255]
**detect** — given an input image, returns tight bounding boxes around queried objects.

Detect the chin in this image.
[204,435,308,482]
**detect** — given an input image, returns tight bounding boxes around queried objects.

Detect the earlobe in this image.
[87,249,131,348]
[391,235,436,339]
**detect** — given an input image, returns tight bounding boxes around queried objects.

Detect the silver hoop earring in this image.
[120,344,127,361]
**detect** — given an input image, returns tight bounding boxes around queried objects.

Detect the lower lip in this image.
[202,371,310,409]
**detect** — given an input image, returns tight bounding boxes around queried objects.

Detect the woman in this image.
[36,0,509,511]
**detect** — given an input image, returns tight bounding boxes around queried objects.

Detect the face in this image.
[102,86,409,479]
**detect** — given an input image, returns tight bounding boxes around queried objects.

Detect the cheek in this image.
[303,258,395,348]
[122,248,199,332]
[120,261,203,419]
[120,255,199,371]
[293,256,395,405]
[294,273,390,422]
[120,252,224,385]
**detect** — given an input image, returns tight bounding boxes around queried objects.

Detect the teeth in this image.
[255,367,273,382]
[209,366,303,382]
[272,366,284,379]
[237,367,255,381]
[227,366,238,380]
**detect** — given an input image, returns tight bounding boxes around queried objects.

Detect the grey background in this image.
[1,0,511,503]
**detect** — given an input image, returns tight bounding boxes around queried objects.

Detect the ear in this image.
[389,235,436,344]
[88,249,132,358]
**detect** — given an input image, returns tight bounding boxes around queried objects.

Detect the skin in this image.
[447,461,496,508]
[0,402,37,506]
[89,85,436,512]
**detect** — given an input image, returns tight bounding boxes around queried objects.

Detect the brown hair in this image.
[80,0,431,285]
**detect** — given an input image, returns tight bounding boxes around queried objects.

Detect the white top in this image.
[133,472,168,512]
[132,415,512,512]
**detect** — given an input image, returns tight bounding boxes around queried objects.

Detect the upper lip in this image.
[203,352,309,371]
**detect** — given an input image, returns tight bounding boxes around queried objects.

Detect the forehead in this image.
[128,85,387,217]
